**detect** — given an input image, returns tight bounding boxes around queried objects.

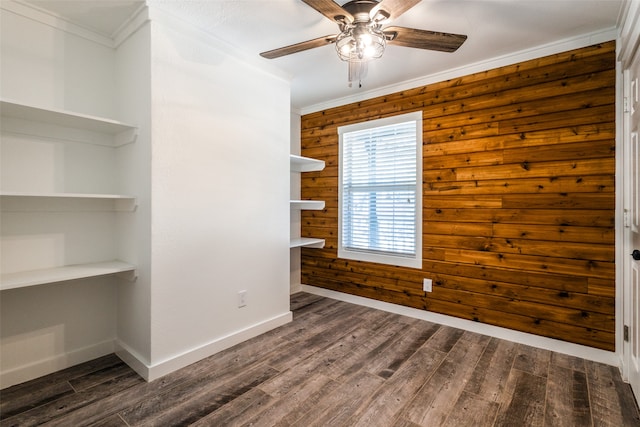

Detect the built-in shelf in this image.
[290,238,325,249]
[290,199,325,210]
[1,260,136,291]
[0,98,140,290]
[0,99,136,134]
[290,154,325,172]
[0,192,137,211]
[290,154,325,253]
[1,99,138,146]
[0,191,135,200]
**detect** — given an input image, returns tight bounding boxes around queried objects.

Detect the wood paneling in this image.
[300,41,617,350]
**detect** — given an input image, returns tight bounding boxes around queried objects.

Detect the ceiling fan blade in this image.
[371,0,421,22]
[301,0,354,24]
[260,35,338,59]
[384,26,467,53]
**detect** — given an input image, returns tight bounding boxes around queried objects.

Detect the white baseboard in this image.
[114,340,151,381]
[116,311,293,382]
[290,282,303,295]
[301,285,621,368]
[0,339,115,389]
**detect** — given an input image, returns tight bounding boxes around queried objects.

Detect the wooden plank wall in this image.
[300,41,616,351]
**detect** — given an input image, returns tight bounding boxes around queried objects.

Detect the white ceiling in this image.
[22,0,624,112]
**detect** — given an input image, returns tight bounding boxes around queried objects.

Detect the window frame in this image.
[338,111,423,269]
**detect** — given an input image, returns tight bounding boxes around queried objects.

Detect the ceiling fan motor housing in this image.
[339,0,388,24]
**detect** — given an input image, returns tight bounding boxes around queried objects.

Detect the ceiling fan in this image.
[260,0,467,87]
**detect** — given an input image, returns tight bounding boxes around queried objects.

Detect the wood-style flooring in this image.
[1,292,639,426]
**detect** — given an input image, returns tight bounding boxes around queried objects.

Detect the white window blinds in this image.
[339,112,422,268]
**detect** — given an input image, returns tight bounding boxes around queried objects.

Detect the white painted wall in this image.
[0,278,116,387]
[135,12,291,378]
[114,20,153,368]
[290,112,302,293]
[0,6,115,117]
[0,7,119,387]
[146,11,291,373]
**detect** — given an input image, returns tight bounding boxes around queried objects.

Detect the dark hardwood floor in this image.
[1,292,639,426]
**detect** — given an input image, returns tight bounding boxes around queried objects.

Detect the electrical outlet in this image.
[423,278,433,293]
[238,290,247,307]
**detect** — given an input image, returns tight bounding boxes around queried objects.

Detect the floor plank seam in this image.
[541,360,552,427]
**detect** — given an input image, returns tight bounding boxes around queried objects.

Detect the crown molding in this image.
[1,0,148,49]
[112,3,149,49]
[1,0,114,47]
[617,0,640,65]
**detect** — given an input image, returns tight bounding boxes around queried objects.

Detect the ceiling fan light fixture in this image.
[336,22,385,88]
[335,23,386,62]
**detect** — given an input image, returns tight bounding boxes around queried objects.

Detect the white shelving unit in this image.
[290,154,325,249]
[0,192,137,212]
[0,99,138,290]
[290,154,325,173]
[0,191,134,199]
[290,199,325,210]
[290,238,325,249]
[1,261,136,291]
[0,99,138,146]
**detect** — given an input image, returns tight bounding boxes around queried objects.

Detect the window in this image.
[338,111,422,268]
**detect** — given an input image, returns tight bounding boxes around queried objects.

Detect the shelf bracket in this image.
[117,269,137,282]
[115,198,138,212]
[115,128,138,146]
